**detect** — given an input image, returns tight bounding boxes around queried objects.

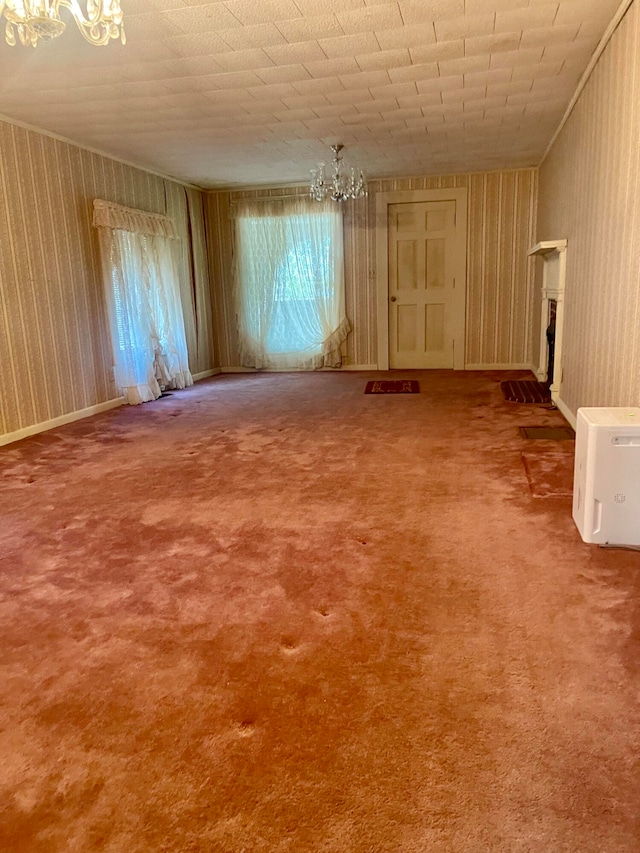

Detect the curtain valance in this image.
[92,199,178,239]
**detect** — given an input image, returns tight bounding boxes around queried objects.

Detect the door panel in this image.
[388,200,458,369]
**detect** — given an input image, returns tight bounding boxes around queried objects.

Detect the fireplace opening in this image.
[546,300,557,389]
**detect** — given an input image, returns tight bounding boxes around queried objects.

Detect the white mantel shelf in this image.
[528,239,568,256]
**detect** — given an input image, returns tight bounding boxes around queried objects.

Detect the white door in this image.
[388,200,460,369]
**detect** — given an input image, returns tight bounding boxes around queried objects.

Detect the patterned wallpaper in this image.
[205,168,538,370]
[537,1,640,415]
[0,120,214,438]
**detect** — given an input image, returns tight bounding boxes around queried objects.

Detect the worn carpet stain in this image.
[0,370,639,852]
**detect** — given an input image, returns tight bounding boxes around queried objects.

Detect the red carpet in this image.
[1,371,639,852]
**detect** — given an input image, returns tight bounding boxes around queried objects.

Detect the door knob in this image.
[390,296,397,302]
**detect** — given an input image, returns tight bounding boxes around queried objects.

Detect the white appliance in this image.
[573,407,640,545]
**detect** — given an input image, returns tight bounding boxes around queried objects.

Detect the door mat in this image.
[519,426,575,440]
[501,380,550,404]
[365,380,420,394]
[522,451,575,497]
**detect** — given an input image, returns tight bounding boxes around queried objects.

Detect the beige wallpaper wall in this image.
[537,1,640,414]
[205,168,538,370]
[0,119,214,438]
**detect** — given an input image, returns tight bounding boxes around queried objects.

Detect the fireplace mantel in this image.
[528,240,568,403]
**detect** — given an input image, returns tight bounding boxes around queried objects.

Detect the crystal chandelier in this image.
[310,144,367,203]
[1,0,125,47]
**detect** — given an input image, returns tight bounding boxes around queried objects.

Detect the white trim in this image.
[555,396,577,431]
[220,364,378,372]
[339,364,378,370]
[540,0,634,165]
[375,187,468,372]
[206,166,539,195]
[193,368,221,381]
[465,363,536,371]
[528,240,568,256]
[0,397,124,448]
[0,369,222,447]
[0,113,202,191]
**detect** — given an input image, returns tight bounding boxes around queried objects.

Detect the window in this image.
[233,197,351,370]
[93,199,192,405]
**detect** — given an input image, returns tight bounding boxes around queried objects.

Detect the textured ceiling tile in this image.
[369,80,417,100]
[245,81,299,99]
[487,79,534,97]
[355,48,411,71]
[212,49,274,71]
[292,76,344,94]
[343,111,384,126]
[398,92,445,109]
[264,41,327,65]
[0,0,620,185]
[388,62,439,84]
[163,4,244,33]
[439,54,490,76]
[275,15,344,42]
[256,64,311,84]
[398,0,464,25]
[409,39,464,63]
[376,23,437,51]
[223,0,301,25]
[337,5,403,35]
[464,32,522,56]
[435,14,495,41]
[520,24,580,49]
[165,32,233,56]
[416,74,463,93]
[494,5,559,34]
[466,0,527,10]
[118,12,184,40]
[273,107,318,121]
[339,69,390,88]
[357,98,398,113]
[304,57,361,77]
[511,61,563,81]
[554,0,619,27]
[219,23,287,50]
[294,0,365,14]
[326,87,373,104]
[312,103,349,117]
[280,93,328,109]
[464,67,513,88]
[441,85,487,103]
[319,32,380,58]
[489,47,544,68]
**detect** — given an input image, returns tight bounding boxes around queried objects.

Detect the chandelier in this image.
[310,144,367,203]
[1,1,125,47]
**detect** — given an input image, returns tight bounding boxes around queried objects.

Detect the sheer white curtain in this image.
[93,199,193,405]
[233,196,351,369]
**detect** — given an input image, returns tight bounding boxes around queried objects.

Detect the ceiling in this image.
[0,0,622,189]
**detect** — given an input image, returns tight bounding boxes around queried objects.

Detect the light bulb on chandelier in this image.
[1,0,125,47]
[310,144,367,203]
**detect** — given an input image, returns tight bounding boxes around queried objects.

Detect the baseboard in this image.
[193,368,221,381]
[0,397,125,448]
[555,396,577,430]
[339,364,378,371]
[465,363,537,372]
[220,364,378,373]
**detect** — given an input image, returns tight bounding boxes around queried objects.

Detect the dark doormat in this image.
[501,380,550,404]
[365,380,420,394]
[519,426,575,440]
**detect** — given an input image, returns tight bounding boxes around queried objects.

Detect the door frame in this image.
[375,188,468,371]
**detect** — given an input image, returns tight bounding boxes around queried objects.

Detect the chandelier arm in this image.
[2,0,124,45]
